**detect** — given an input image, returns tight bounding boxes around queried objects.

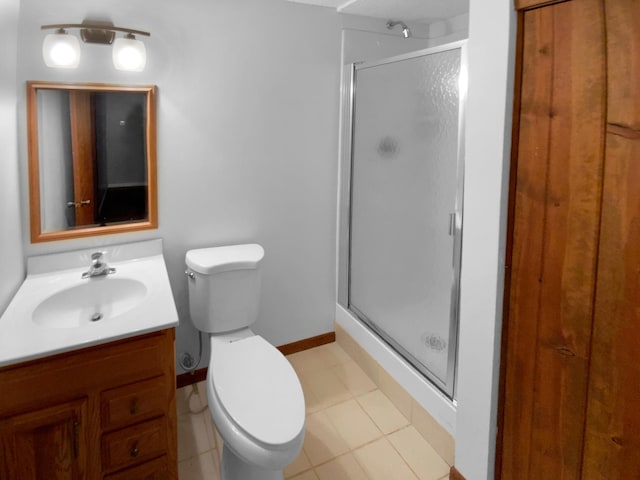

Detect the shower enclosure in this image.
[338,42,466,398]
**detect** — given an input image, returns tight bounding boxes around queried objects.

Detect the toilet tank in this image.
[185,244,264,334]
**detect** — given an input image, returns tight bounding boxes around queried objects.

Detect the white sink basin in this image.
[0,239,178,367]
[32,278,147,328]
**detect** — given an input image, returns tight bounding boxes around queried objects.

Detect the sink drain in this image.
[91,312,103,322]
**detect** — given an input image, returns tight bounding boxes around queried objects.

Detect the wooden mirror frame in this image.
[26,81,158,243]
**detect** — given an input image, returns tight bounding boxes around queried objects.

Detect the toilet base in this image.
[221,443,284,480]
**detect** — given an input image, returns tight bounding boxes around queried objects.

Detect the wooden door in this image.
[500,1,606,477]
[69,91,97,226]
[500,0,640,478]
[582,0,640,477]
[0,398,88,480]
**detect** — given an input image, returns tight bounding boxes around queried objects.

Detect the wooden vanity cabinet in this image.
[0,329,177,480]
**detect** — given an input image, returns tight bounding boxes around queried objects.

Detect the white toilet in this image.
[185,244,305,480]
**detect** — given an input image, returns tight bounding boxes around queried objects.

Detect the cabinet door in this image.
[0,398,87,480]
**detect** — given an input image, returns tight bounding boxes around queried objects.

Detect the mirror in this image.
[27,81,157,243]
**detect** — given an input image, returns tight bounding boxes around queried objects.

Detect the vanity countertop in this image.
[0,239,178,368]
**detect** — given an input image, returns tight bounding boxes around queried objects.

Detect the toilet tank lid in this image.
[185,244,265,275]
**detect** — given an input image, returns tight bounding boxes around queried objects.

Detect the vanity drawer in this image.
[102,417,167,472]
[0,332,168,417]
[101,376,166,430]
[103,455,168,480]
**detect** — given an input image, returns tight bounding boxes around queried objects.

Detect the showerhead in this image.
[386,20,411,38]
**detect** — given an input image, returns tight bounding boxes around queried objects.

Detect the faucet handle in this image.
[91,252,104,263]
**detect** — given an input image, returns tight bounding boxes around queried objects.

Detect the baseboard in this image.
[176,331,336,388]
[176,367,207,388]
[450,466,466,480]
[277,331,336,355]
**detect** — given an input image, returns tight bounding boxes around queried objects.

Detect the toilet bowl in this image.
[185,244,305,480]
[207,333,305,479]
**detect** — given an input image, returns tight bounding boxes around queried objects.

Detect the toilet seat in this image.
[210,335,305,447]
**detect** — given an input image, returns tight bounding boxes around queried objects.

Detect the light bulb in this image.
[112,34,146,72]
[42,30,80,68]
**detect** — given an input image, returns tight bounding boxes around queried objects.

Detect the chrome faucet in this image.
[82,252,116,279]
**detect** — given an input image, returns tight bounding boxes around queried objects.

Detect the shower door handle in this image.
[450,211,462,268]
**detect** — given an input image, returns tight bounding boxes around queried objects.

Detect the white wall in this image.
[16,0,342,372]
[0,0,25,315]
[38,90,73,232]
[455,0,516,478]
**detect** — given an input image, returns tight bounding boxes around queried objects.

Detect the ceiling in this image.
[287,0,469,23]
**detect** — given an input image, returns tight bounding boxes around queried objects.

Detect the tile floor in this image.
[177,342,450,480]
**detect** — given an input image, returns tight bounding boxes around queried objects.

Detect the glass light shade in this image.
[42,31,80,68]
[112,36,146,72]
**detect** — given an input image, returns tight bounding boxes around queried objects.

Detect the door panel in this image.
[583,1,640,477]
[69,91,96,226]
[348,47,463,395]
[501,1,606,478]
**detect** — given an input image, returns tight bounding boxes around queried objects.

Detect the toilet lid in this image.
[186,244,264,275]
[211,336,305,446]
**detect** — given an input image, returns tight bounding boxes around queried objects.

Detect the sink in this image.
[0,239,179,367]
[32,278,147,328]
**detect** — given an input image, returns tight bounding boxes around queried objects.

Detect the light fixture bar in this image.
[41,23,150,37]
[41,20,150,71]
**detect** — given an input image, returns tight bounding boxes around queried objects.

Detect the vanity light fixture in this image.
[41,21,150,71]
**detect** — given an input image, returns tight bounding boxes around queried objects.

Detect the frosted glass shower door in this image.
[348,46,463,397]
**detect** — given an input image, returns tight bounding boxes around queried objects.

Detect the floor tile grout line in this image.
[302,423,407,472]
[385,433,427,480]
[322,397,385,451]
[177,445,217,464]
[301,362,378,416]
[353,389,411,436]
[285,344,347,374]
[177,448,218,468]
[300,369,357,415]
[386,426,451,480]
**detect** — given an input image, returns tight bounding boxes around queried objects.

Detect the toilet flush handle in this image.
[185,270,195,280]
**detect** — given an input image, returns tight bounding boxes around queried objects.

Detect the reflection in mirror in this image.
[27,82,157,242]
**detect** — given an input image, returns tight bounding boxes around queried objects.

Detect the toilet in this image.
[185,244,305,480]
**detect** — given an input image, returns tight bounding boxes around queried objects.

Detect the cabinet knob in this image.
[130,401,139,415]
[130,443,139,458]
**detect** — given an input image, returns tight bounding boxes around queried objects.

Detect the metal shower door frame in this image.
[337,40,467,399]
